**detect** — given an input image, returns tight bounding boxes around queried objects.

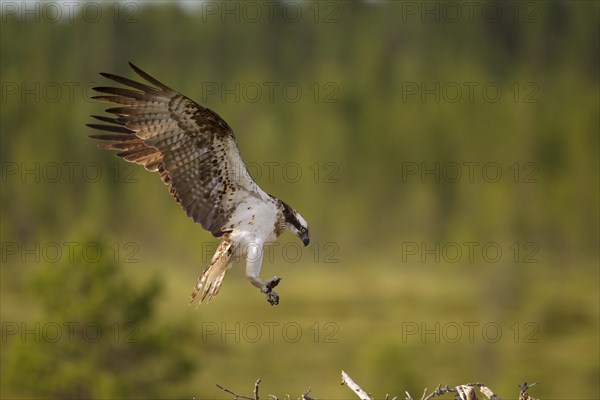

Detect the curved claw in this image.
[261,276,281,305]
[265,290,279,305]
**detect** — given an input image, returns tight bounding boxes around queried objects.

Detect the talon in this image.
[261,277,281,306]
[266,276,281,291]
[265,290,279,306]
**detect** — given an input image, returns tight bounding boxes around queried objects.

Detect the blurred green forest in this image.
[1,1,598,399]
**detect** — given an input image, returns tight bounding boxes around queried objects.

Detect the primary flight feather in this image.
[87,63,310,305]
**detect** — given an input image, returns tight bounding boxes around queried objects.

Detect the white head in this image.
[280,200,310,246]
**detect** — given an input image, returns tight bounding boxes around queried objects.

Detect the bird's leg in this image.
[245,240,281,305]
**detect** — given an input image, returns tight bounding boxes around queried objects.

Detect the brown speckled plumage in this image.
[88,63,265,237]
[87,63,309,305]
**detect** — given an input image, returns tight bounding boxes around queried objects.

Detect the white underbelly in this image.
[227,200,279,246]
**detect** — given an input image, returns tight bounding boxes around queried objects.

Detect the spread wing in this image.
[87,63,266,237]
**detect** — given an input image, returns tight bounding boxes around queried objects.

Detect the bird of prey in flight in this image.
[87,63,310,305]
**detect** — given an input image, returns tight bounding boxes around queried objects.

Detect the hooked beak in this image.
[301,233,310,247]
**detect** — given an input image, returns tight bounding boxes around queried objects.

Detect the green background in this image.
[1,1,598,398]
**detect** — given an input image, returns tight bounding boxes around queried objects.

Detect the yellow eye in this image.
[301,227,307,233]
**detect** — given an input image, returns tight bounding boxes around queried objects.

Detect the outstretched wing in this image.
[88,63,266,236]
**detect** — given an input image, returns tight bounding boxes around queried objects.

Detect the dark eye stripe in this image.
[289,215,303,231]
[291,217,303,231]
[281,200,304,231]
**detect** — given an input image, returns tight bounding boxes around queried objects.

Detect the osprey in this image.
[87,63,310,306]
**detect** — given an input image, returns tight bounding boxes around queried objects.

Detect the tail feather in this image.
[190,238,234,304]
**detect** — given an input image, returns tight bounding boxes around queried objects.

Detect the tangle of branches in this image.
[205,371,539,400]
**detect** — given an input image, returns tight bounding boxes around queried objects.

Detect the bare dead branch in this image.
[216,383,255,400]
[302,387,318,400]
[456,385,477,400]
[215,380,317,400]
[479,384,501,400]
[254,379,261,400]
[519,382,538,400]
[341,370,373,400]
[421,385,455,400]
